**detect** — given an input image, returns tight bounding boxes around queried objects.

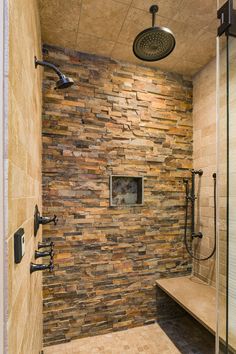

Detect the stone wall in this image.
[7,0,42,353]
[42,45,193,346]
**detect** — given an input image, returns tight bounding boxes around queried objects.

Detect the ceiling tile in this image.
[203,18,218,34]
[115,0,133,3]
[146,57,175,73]
[172,60,203,77]
[39,0,81,47]
[187,31,216,66]
[76,33,115,56]
[131,0,184,19]
[78,0,129,41]
[39,0,217,77]
[111,42,141,64]
[218,0,226,7]
[173,0,216,29]
[117,7,169,45]
[168,20,203,46]
[146,50,183,73]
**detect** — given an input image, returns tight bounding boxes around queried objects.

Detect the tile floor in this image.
[44,313,216,354]
[43,324,181,354]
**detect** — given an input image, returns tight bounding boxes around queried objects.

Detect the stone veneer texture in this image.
[8,0,42,353]
[42,45,193,346]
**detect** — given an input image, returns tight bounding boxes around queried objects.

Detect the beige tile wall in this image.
[193,38,236,349]
[192,58,217,284]
[7,0,42,353]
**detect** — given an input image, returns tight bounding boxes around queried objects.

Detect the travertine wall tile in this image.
[8,0,42,353]
[192,58,217,285]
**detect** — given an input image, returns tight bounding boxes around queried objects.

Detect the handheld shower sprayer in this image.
[183,169,216,261]
[35,56,74,90]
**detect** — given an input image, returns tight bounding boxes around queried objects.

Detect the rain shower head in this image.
[133,5,175,62]
[55,75,74,89]
[35,57,74,90]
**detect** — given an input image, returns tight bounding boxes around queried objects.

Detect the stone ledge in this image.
[156,276,216,333]
[156,276,236,352]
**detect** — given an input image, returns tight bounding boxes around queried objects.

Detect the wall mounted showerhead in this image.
[133,4,175,62]
[35,57,74,90]
[55,76,74,89]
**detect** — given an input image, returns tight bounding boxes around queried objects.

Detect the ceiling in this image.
[38,0,217,77]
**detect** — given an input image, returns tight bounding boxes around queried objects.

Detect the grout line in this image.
[110,0,132,56]
[74,0,83,49]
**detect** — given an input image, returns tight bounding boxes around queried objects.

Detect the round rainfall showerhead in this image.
[56,75,74,89]
[133,5,175,62]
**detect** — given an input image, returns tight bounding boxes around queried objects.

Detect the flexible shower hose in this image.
[184,173,216,261]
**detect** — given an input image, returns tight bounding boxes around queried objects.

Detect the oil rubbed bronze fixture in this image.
[133,4,175,61]
[35,249,54,260]
[183,170,217,261]
[34,205,58,236]
[184,169,204,240]
[35,56,74,89]
[30,261,54,273]
[38,241,54,249]
[30,241,54,273]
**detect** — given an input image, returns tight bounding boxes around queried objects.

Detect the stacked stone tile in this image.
[42,45,193,346]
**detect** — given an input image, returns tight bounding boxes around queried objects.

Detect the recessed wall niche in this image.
[110,175,144,206]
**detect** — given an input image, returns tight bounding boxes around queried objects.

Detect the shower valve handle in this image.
[34,205,58,236]
[30,260,54,273]
[39,215,58,226]
[38,241,54,249]
[190,169,203,176]
[192,232,203,239]
[35,250,54,260]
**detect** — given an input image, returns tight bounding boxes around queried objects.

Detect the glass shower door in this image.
[217,1,236,353]
[227,33,236,353]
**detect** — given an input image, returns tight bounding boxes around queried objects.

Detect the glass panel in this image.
[216,32,228,354]
[217,1,236,352]
[228,32,236,353]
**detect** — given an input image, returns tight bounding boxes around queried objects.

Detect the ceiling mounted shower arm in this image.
[133,3,175,62]
[150,5,158,27]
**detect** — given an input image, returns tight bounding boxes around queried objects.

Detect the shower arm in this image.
[34,57,65,79]
[152,11,155,27]
[150,5,158,27]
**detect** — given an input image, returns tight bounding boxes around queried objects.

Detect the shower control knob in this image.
[34,205,58,237]
[35,249,54,260]
[192,232,203,239]
[30,260,54,274]
[190,169,203,176]
[39,215,58,226]
[38,241,54,249]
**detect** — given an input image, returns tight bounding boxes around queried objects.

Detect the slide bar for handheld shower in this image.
[190,169,203,239]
